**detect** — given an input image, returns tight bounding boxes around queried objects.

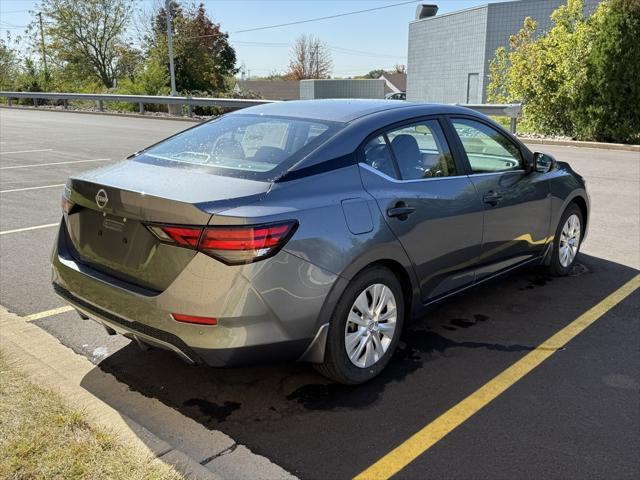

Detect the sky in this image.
[0,0,511,78]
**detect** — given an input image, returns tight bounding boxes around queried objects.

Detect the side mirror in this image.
[533,152,556,173]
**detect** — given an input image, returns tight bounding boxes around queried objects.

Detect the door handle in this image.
[483,191,503,206]
[387,202,416,220]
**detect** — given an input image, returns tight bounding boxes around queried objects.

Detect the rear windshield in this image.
[136,114,341,180]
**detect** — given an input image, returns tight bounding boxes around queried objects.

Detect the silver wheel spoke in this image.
[349,335,368,363]
[347,310,368,327]
[363,338,375,366]
[378,322,396,338]
[353,291,371,316]
[345,329,365,351]
[377,287,391,315]
[371,333,384,358]
[379,306,397,321]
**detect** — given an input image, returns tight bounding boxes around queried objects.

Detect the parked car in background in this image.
[52,100,589,384]
[385,92,406,100]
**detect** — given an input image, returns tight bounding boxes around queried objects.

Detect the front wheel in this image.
[315,266,404,384]
[548,203,583,276]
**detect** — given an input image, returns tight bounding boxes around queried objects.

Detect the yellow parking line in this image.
[354,274,640,480]
[25,305,75,322]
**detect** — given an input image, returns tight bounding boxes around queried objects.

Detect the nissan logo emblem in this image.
[95,189,108,209]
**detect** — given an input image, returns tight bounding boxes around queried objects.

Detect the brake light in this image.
[146,221,297,265]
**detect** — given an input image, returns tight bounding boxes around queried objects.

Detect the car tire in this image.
[548,203,583,276]
[315,266,405,384]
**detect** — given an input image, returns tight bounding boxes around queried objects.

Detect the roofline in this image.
[409,3,489,24]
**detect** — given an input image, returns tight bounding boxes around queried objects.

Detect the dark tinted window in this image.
[452,119,522,173]
[387,120,456,180]
[138,114,339,180]
[363,136,398,179]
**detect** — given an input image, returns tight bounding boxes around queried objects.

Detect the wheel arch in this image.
[298,248,419,364]
[557,191,589,242]
[570,194,589,239]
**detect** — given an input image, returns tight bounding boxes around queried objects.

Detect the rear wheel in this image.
[548,203,583,276]
[315,266,404,384]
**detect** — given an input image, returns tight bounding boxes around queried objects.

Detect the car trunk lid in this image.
[63,160,271,291]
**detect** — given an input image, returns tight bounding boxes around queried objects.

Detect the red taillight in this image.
[61,186,74,214]
[199,224,290,250]
[172,313,217,325]
[148,225,202,247]
[61,196,74,214]
[199,223,296,264]
[146,221,297,265]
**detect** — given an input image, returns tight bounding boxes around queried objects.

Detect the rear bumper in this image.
[51,221,337,367]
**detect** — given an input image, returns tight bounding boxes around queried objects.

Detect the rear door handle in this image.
[483,191,503,206]
[387,202,416,220]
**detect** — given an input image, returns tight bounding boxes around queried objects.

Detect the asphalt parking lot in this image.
[1,108,639,479]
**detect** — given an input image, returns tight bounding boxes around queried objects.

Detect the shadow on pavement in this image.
[79,253,639,478]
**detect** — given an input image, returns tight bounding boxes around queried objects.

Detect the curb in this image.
[520,137,640,153]
[0,307,296,480]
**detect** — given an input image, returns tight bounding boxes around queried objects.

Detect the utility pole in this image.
[36,12,48,85]
[165,0,177,96]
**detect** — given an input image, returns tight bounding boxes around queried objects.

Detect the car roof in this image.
[230,99,470,123]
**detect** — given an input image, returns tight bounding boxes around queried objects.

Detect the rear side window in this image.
[452,119,523,173]
[139,114,339,180]
[363,135,398,179]
[387,120,457,180]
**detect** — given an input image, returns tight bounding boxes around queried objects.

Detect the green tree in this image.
[363,69,388,79]
[486,47,510,105]
[574,0,640,143]
[147,2,237,93]
[490,1,594,135]
[36,0,137,88]
[117,60,170,96]
[0,35,21,90]
[16,58,46,93]
[487,0,639,143]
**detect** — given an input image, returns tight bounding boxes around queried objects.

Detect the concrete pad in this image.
[205,445,298,480]
[0,306,296,479]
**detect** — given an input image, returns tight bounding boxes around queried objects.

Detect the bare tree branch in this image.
[287,34,332,80]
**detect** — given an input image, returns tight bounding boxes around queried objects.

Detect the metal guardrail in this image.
[0,91,276,117]
[0,91,522,133]
[459,103,522,133]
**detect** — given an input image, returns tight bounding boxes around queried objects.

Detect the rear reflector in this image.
[171,313,218,325]
[146,221,297,265]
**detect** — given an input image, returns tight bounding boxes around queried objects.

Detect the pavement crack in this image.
[200,443,237,465]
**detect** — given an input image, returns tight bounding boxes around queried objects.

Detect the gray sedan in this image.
[52,100,589,384]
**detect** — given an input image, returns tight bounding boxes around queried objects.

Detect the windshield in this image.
[136,114,341,180]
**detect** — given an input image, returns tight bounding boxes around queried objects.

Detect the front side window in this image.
[138,114,339,180]
[386,120,457,180]
[452,119,523,173]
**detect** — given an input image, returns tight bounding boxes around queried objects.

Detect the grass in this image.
[0,353,184,480]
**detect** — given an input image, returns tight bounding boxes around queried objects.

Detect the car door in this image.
[359,117,484,302]
[448,117,551,279]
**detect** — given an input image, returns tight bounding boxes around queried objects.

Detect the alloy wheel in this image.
[559,213,581,267]
[344,283,397,368]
